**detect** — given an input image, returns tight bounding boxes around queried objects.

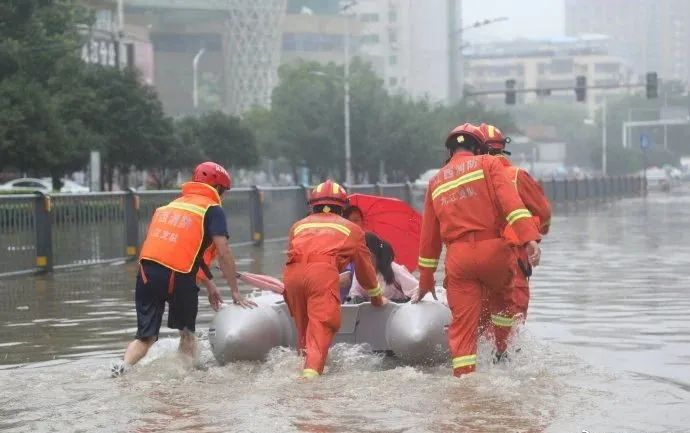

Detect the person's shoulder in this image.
[392,261,413,275]
[290,215,311,229]
[339,217,364,236]
[206,204,225,214]
[516,168,539,183]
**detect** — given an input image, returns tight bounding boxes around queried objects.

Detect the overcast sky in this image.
[462,0,565,41]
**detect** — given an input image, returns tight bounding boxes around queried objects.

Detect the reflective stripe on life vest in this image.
[164,202,207,217]
[431,169,485,200]
[294,222,351,237]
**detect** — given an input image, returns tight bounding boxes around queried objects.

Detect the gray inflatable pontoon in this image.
[209,292,452,365]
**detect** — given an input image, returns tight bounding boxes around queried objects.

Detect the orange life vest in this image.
[502,166,540,245]
[140,182,222,273]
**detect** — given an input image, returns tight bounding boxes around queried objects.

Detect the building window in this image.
[360,13,379,23]
[549,58,573,74]
[95,9,113,31]
[594,63,620,74]
[282,33,345,52]
[388,29,398,44]
[389,55,397,66]
[389,76,398,86]
[360,34,380,45]
[388,8,397,23]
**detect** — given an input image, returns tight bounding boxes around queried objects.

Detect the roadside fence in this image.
[0,175,644,276]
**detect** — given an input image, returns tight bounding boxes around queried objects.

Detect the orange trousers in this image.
[283,262,341,376]
[445,238,515,376]
[479,247,530,354]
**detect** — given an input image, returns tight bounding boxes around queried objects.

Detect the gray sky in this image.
[462,0,564,41]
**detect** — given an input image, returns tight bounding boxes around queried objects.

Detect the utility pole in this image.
[602,96,607,175]
[448,0,458,104]
[116,0,124,67]
[342,0,356,185]
[193,48,206,109]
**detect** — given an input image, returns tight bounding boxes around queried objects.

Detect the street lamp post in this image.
[341,0,356,185]
[192,48,206,109]
[602,96,607,175]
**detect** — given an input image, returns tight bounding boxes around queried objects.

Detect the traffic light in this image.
[505,79,516,105]
[646,72,658,99]
[575,75,587,102]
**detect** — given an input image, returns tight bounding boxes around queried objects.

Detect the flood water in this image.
[1,188,689,432]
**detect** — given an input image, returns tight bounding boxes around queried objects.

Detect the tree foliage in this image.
[258,59,515,182]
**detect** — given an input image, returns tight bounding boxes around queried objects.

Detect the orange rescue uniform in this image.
[418,151,541,376]
[283,212,382,378]
[486,157,552,353]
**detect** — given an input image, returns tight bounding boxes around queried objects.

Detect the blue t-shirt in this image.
[196,205,229,278]
[204,205,229,240]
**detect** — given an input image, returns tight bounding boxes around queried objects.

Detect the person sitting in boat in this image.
[347,232,418,304]
[343,204,364,228]
[337,205,365,302]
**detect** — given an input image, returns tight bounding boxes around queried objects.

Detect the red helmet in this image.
[192,162,232,190]
[445,123,487,154]
[478,123,511,155]
[309,179,348,207]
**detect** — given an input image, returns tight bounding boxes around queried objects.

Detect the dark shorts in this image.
[135,261,200,340]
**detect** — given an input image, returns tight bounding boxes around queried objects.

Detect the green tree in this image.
[195,111,258,169]
[0,0,91,185]
[71,66,176,189]
[268,61,342,179]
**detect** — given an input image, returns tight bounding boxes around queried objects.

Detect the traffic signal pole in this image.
[466,82,653,98]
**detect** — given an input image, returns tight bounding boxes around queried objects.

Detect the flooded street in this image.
[1,189,689,433]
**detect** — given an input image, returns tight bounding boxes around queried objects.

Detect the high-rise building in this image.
[282,0,457,103]
[124,0,286,116]
[464,36,635,115]
[565,0,690,87]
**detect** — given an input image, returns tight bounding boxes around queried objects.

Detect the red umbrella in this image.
[347,194,422,272]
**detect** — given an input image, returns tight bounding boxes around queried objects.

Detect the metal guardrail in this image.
[0,175,645,276]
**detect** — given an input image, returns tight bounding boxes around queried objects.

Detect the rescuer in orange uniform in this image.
[477,123,552,358]
[113,162,256,377]
[414,124,542,377]
[283,180,386,378]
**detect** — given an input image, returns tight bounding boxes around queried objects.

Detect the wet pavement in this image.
[1,187,689,432]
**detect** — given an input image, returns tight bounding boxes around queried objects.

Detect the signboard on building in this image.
[81,37,118,67]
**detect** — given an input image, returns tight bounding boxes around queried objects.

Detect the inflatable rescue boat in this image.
[209,292,451,365]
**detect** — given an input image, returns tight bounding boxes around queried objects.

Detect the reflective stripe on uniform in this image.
[506,208,532,225]
[301,369,320,378]
[164,202,207,217]
[452,354,477,369]
[491,314,514,328]
[367,284,383,298]
[431,169,485,200]
[294,222,351,237]
[418,257,439,269]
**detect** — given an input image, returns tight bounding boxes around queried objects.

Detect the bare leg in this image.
[178,330,197,364]
[123,337,156,366]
